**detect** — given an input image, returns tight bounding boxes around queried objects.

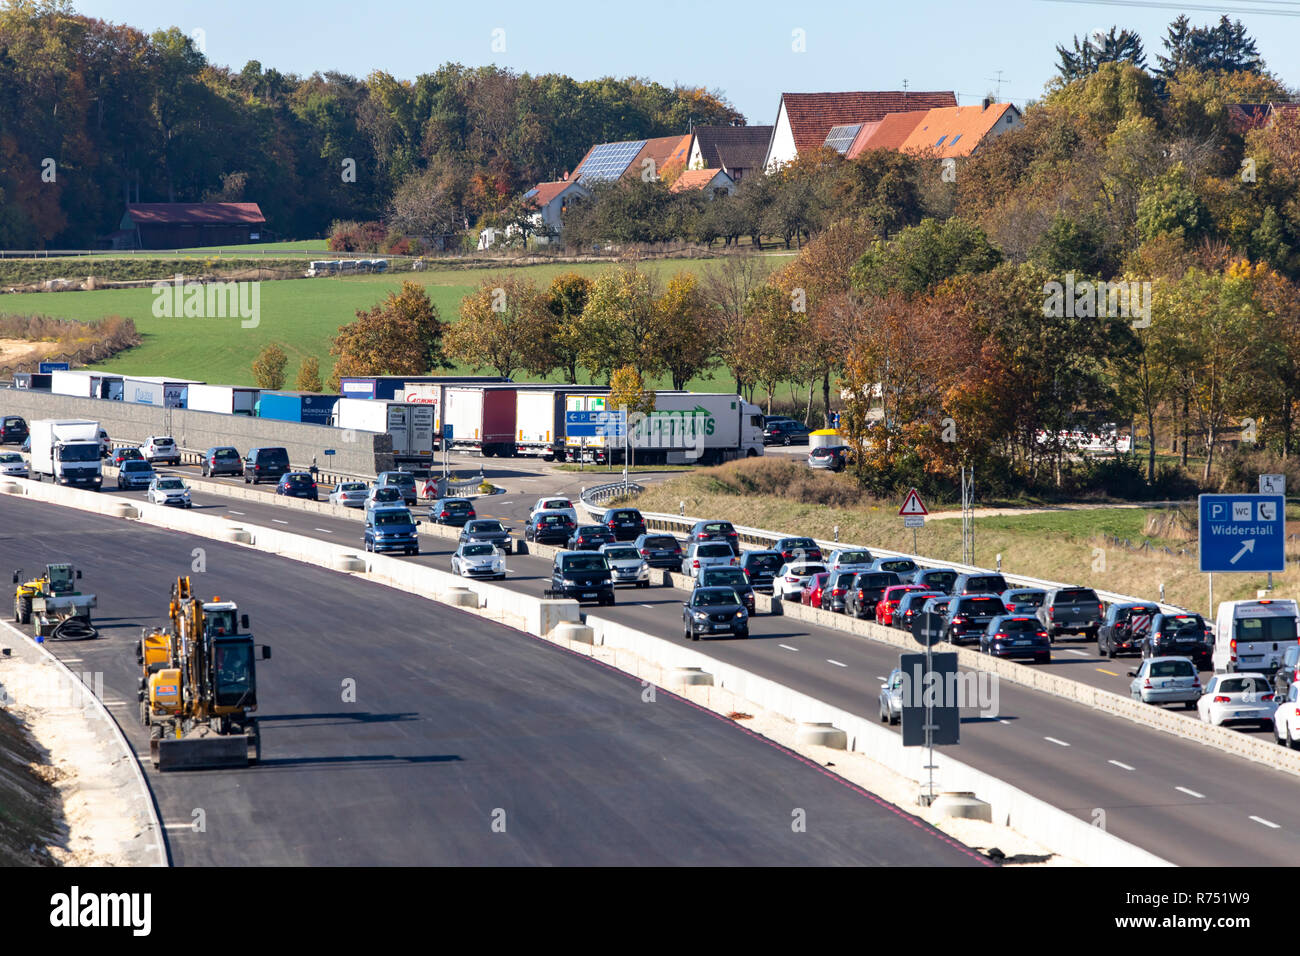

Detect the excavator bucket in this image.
[153,735,249,771]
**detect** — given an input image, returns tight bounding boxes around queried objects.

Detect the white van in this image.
[1213,599,1300,674]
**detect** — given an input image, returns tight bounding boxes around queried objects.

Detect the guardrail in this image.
[580,481,644,508]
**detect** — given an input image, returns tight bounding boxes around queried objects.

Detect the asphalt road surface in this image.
[0,493,984,867]
[88,477,1300,866]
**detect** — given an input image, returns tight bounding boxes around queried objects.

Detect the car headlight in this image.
[693,611,709,621]
[735,611,745,620]
[562,579,577,586]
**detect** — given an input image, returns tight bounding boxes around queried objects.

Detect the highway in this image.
[95,469,1300,866]
[0,492,985,866]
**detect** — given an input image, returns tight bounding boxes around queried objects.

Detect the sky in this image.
[74,0,1300,124]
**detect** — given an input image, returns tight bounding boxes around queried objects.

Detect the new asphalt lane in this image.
[89,477,1300,866]
[0,493,985,866]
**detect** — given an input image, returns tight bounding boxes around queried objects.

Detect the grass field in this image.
[630,463,1300,614]
[0,256,794,390]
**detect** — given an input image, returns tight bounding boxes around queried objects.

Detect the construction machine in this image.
[137,576,271,771]
[13,564,97,638]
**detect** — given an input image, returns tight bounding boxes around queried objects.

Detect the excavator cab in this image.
[45,564,79,595]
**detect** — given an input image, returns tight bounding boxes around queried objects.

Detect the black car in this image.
[201,446,243,477]
[459,518,513,554]
[600,507,646,541]
[845,571,901,619]
[821,570,860,613]
[1,416,29,445]
[527,512,576,545]
[944,594,1007,646]
[952,572,1010,597]
[739,550,784,593]
[981,615,1051,663]
[550,551,614,606]
[774,537,823,563]
[1143,612,1213,671]
[763,420,811,446]
[1097,602,1160,659]
[634,533,683,570]
[276,471,319,500]
[683,587,749,640]
[568,524,616,551]
[431,497,476,527]
[1276,643,1300,699]
[909,567,958,593]
[243,446,290,485]
[697,566,757,614]
[688,520,740,555]
[895,590,945,630]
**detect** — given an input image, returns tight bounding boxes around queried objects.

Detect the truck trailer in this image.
[123,376,200,408]
[514,385,607,460]
[340,375,509,401]
[443,386,517,456]
[567,392,764,465]
[331,398,435,460]
[28,419,104,488]
[186,384,259,416]
[257,391,339,425]
[50,370,124,401]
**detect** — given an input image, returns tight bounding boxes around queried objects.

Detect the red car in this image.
[801,572,831,607]
[875,584,930,627]
[111,446,145,468]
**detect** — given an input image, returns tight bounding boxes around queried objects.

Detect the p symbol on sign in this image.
[1211,504,1225,520]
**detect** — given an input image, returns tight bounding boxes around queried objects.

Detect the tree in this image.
[251,343,288,389]
[653,272,717,389]
[608,365,656,417]
[702,254,773,399]
[739,284,812,414]
[1156,15,1263,79]
[295,355,322,392]
[328,281,448,388]
[851,218,1002,298]
[540,272,593,383]
[578,265,662,382]
[1056,27,1147,84]
[445,276,547,378]
[388,167,460,244]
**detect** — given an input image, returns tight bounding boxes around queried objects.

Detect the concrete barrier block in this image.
[795,721,848,749]
[667,666,714,686]
[332,553,367,572]
[442,586,480,608]
[930,791,993,821]
[552,621,594,644]
[108,500,138,518]
[222,526,253,544]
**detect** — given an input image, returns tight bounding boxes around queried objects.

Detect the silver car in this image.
[599,543,651,588]
[682,542,738,579]
[0,451,28,478]
[879,668,904,725]
[1198,673,1275,729]
[450,542,506,580]
[825,548,874,574]
[1129,656,1201,708]
[330,481,369,508]
[147,475,192,508]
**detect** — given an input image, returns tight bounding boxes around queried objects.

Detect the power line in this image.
[1038,0,1300,16]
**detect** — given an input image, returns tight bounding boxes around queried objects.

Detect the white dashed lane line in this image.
[826,659,847,668]
[780,645,799,652]
[1108,760,1136,771]
[272,519,289,525]
[314,528,332,533]
[1065,649,1090,656]
[1175,786,1206,799]
[1251,816,1281,829]
[1044,736,1071,747]
[229,510,244,516]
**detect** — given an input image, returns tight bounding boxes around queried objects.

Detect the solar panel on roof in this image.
[576,140,646,183]
[949,134,962,146]
[935,135,947,147]
[822,124,862,155]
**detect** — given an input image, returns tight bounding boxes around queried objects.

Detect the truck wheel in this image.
[15,596,31,625]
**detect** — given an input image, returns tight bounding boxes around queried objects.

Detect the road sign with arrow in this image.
[1198,494,1286,573]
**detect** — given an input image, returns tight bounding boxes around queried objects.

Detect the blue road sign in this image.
[1198,494,1286,573]
[38,361,69,374]
[565,409,626,438]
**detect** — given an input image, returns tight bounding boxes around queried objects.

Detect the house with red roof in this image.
[570,134,693,185]
[686,125,772,183]
[669,167,736,197]
[763,90,957,170]
[895,101,1022,158]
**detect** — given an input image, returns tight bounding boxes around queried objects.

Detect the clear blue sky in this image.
[75,0,1300,123]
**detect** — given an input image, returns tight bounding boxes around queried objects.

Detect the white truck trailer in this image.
[331,398,435,461]
[565,392,764,465]
[50,370,125,401]
[186,384,260,416]
[28,419,104,489]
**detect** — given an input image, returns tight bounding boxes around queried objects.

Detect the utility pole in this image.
[961,466,975,565]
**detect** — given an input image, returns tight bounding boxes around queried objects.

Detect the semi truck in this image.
[256,391,339,425]
[331,398,435,461]
[514,386,607,460]
[50,370,125,401]
[123,376,200,408]
[444,386,517,456]
[28,419,104,488]
[340,375,509,401]
[566,392,764,465]
[186,384,259,416]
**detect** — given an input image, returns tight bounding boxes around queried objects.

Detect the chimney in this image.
[982,96,993,110]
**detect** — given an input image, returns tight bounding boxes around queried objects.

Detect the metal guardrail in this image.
[580,481,644,508]
[581,494,1192,618]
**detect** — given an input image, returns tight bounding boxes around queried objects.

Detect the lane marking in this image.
[1044,736,1071,747]
[1108,760,1135,771]
[1096,668,1119,677]
[272,519,289,525]
[826,659,847,668]
[780,645,799,652]
[1175,786,1206,798]
[229,510,244,515]
[314,528,332,533]
[998,719,1012,724]
[1250,816,1281,829]
[639,604,654,609]
[1066,649,1089,656]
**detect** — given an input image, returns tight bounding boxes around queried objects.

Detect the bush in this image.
[478,481,496,495]
[328,220,387,253]
[1215,447,1300,494]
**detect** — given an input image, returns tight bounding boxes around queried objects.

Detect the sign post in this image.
[904,610,957,805]
[899,487,929,557]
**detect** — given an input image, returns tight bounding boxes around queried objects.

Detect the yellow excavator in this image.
[137,576,271,771]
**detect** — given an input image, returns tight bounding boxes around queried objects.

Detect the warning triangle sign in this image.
[898,488,928,516]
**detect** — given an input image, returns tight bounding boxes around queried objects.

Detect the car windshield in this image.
[469,521,504,533]
[833,572,857,586]
[260,452,289,466]
[58,444,100,462]
[153,437,175,446]
[123,461,152,472]
[1236,616,1298,643]
[157,478,184,490]
[644,536,678,549]
[385,474,415,486]
[879,560,915,572]
[543,500,572,510]
[374,511,413,525]
[965,576,1006,591]
[857,573,897,589]
[285,475,313,485]
[0,453,20,463]
[1218,677,1269,694]
[577,526,607,535]
[784,538,816,549]
[702,522,734,533]
[1166,616,1202,633]
[373,488,401,500]
[1150,660,1195,677]
[540,515,569,526]
[920,570,957,587]
[213,449,238,459]
[340,483,366,492]
[612,511,639,521]
[693,589,740,607]
[745,553,782,570]
[791,563,826,576]
[960,597,1004,615]
[605,548,639,561]
[444,501,470,511]
[463,544,494,556]
[563,555,608,572]
[1000,618,1039,632]
[206,609,237,636]
[1009,591,1046,606]
[704,569,747,586]
[697,544,733,557]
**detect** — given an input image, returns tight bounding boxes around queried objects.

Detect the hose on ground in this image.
[50,617,99,640]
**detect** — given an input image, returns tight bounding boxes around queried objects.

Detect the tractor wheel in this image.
[15,596,31,625]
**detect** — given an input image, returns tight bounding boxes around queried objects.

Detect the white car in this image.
[825,548,874,573]
[599,543,651,589]
[142,435,180,465]
[330,481,369,508]
[682,542,739,579]
[451,542,506,580]
[529,496,579,525]
[0,451,29,478]
[147,475,192,508]
[1198,673,1275,729]
[1273,682,1300,747]
[772,561,828,601]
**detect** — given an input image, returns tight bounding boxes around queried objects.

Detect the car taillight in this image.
[786,575,798,582]
[1213,695,1231,703]
[832,588,844,596]
[1143,678,1152,688]
[1263,694,1275,702]
[1048,607,1054,618]
[1006,604,1015,613]
[693,560,700,568]
[1037,631,1047,637]
[607,520,616,528]
[440,511,449,518]
[953,615,967,623]
[640,549,650,556]
[994,632,1006,639]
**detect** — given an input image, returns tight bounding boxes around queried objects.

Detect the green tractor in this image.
[13,563,97,638]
